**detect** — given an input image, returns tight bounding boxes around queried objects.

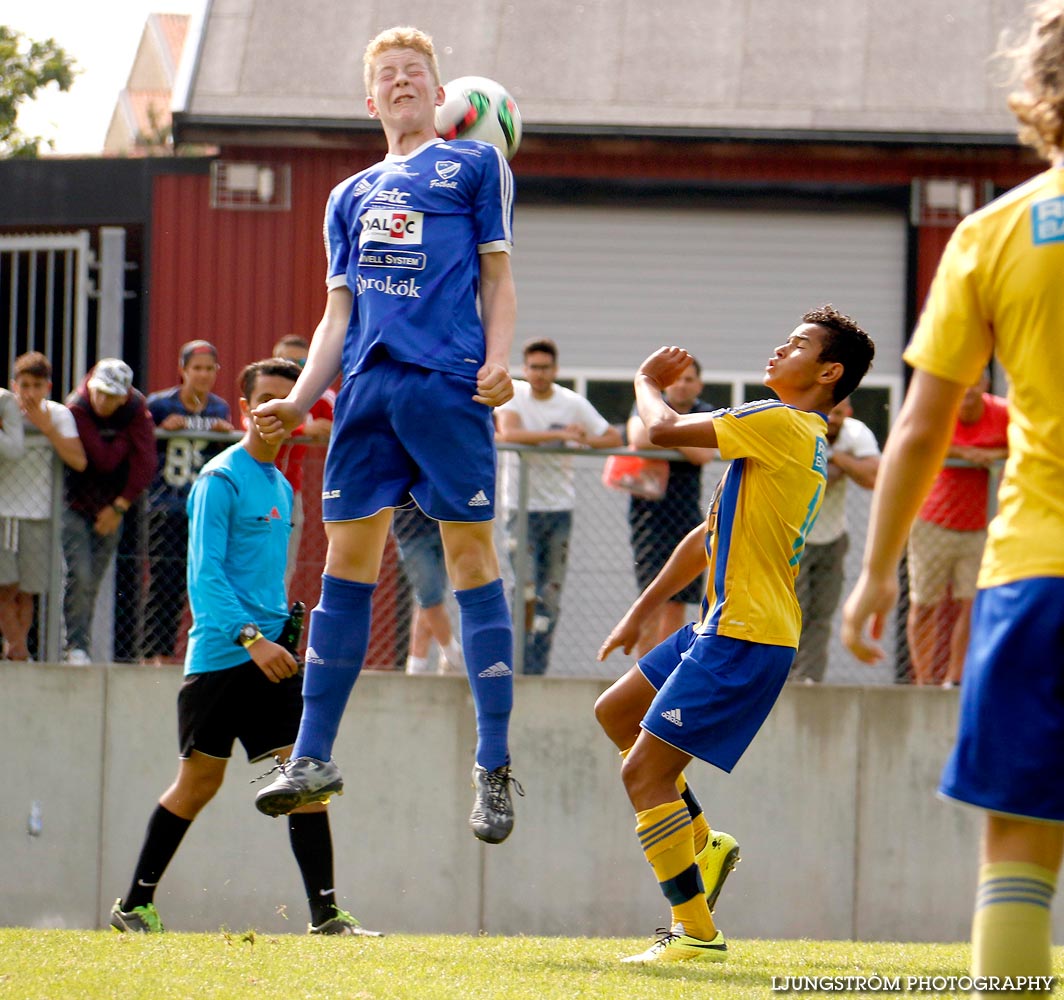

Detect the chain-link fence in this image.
[1,429,999,685]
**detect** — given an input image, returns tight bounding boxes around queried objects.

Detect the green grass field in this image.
[4,929,1059,1000]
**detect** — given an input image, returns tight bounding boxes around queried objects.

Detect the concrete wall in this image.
[3,665,1059,941]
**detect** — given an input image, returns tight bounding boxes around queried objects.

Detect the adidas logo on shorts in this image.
[305,646,325,665]
[661,708,683,727]
[467,490,490,507]
[478,661,513,678]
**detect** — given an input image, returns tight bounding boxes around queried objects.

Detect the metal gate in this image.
[1,230,92,397]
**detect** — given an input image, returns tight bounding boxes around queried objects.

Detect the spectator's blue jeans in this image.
[507,510,572,675]
[62,508,122,654]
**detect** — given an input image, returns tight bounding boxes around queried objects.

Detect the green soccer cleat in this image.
[696,829,740,912]
[308,907,384,937]
[110,898,163,933]
[621,923,728,964]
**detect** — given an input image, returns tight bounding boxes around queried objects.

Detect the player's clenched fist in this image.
[473,361,514,407]
[252,398,303,445]
[637,347,697,392]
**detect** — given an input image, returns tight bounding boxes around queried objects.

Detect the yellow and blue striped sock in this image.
[636,800,715,940]
[675,771,710,854]
[972,861,1056,988]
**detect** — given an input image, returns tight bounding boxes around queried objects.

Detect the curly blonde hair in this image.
[1004,1,1064,159]
[363,26,440,95]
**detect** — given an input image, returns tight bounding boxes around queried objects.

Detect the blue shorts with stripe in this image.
[939,577,1064,823]
[638,623,794,772]
[323,356,497,523]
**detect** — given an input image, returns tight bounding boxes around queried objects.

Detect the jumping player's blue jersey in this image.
[324,137,514,379]
[184,443,291,675]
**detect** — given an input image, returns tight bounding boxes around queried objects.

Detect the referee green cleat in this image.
[254,757,344,817]
[110,898,163,933]
[621,924,728,964]
[697,830,740,912]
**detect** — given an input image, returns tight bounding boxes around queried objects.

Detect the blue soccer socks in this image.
[456,579,513,771]
[292,575,375,762]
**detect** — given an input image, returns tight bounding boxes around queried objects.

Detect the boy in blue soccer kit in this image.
[596,308,874,963]
[111,359,379,935]
[252,26,520,843]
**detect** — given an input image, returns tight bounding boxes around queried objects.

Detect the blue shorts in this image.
[939,577,1064,823]
[638,624,794,772]
[323,357,497,523]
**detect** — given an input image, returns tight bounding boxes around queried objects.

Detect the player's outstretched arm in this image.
[253,287,350,444]
[598,523,706,661]
[841,369,967,663]
[475,251,516,407]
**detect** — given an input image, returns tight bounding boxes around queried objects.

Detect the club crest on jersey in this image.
[431,160,461,189]
[359,209,424,247]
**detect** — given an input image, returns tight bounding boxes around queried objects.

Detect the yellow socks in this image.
[636,800,715,940]
[972,861,1056,988]
[675,770,710,854]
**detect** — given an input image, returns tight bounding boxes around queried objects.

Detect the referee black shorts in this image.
[177,660,304,764]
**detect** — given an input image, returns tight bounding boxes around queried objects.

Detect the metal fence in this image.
[2,430,998,686]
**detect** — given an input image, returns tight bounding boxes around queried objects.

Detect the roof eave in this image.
[172,112,1021,152]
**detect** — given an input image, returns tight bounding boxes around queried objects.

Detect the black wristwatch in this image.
[236,622,263,649]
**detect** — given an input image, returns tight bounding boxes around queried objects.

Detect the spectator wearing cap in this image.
[140,341,234,663]
[63,359,156,664]
[271,335,335,592]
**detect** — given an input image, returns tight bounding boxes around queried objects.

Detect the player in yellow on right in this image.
[597,306,874,964]
[842,3,1064,988]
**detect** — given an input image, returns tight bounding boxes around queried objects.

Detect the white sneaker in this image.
[67,648,92,665]
[405,655,433,675]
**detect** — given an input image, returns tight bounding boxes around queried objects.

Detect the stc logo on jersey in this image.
[359,208,424,247]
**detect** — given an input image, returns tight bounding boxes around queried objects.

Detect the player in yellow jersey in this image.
[842,4,1064,987]
[597,305,874,963]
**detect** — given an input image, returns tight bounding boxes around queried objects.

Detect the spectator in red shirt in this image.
[272,336,335,591]
[906,373,1008,685]
[63,359,156,663]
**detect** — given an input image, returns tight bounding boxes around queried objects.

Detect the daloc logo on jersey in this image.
[358,209,424,246]
[1032,196,1064,245]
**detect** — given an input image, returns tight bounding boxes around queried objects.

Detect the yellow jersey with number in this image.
[697,400,828,647]
[905,166,1064,588]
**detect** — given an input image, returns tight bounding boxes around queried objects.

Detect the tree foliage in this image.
[0,25,78,158]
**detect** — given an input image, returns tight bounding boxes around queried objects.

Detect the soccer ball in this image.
[435,76,522,160]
